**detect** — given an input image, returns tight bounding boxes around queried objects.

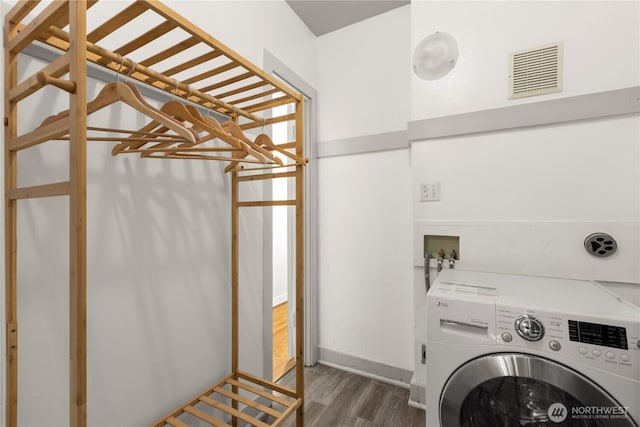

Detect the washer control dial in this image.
[514,314,545,342]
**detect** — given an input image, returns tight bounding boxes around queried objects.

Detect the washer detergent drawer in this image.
[427,293,496,345]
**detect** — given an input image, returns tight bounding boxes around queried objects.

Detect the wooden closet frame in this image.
[3,1,306,426]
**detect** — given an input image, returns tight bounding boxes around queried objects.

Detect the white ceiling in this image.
[285,0,411,36]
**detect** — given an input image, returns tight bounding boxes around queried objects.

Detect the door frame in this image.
[262,50,318,374]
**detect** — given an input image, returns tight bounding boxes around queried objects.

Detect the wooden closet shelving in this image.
[4,1,306,426]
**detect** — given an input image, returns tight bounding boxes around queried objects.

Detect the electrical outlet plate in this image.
[420,182,440,202]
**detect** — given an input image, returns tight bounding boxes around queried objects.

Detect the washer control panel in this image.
[568,320,628,349]
[496,305,640,381]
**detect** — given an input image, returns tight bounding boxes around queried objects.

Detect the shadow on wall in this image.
[15,81,236,424]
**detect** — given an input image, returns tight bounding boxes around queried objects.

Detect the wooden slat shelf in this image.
[36,24,267,124]
[11,0,302,128]
[4,1,306,426]
[139,36,200,68]
[152,372,302,427]
[86,2,148,43]
[6,1,69,54]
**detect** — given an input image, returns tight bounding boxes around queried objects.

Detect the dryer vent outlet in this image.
[584,233,617,258]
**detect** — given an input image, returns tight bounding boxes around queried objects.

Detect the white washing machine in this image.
[426,269,640,427]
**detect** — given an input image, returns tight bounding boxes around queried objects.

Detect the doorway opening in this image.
[262,49,318,383]
[271,100,296,381]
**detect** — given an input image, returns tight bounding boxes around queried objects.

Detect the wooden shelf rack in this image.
[151,371,302,427]
[4,1,306,426]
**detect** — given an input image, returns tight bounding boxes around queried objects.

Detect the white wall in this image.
[318,149,413,371]
[412,116,640,281]
[317,5,410,141]
[410,0,640,402]
[410,0,640,282]
[316,5,414,372]
[411,0,640,119]
[1,1,316,425]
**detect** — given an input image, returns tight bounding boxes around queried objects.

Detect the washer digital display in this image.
[568,320,628,350]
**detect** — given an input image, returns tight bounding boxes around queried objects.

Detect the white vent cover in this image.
[509,42,563,99]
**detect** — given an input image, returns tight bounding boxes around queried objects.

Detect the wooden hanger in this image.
[40,81,199,147]
[112,100,204,155]
[115,100,249,158]
[224,122,308,166]
[219,120,285,166]
[52,126,195,143]
[197,114,266,167]
[116,100,275,166]
[161,101,281,166]
[221,121,306,173]
[198,115,283,167]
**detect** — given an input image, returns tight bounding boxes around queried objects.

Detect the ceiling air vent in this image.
[509,42,563,99]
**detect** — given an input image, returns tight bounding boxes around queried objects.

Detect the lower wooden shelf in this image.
[151,371,302,427]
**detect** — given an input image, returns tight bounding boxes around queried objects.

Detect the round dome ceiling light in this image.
[413,31,458,80]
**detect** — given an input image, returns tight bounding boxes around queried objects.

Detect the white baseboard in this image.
[317,347,414,387]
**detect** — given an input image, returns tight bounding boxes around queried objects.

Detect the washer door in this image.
[441,353,637,427]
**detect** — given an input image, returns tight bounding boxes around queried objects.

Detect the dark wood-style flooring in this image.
[278,364,425,427]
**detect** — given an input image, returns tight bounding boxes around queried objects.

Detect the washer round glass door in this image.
[440,353,637,427]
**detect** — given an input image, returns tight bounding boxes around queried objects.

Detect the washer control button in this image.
[514,314,545,342]
[606,351,615,360]
[592,349,601,357]
[549,340,561,351]
[502,332,513,343]
[637,340,640,351]
[620,354,630,362]
[578,347,588,355]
